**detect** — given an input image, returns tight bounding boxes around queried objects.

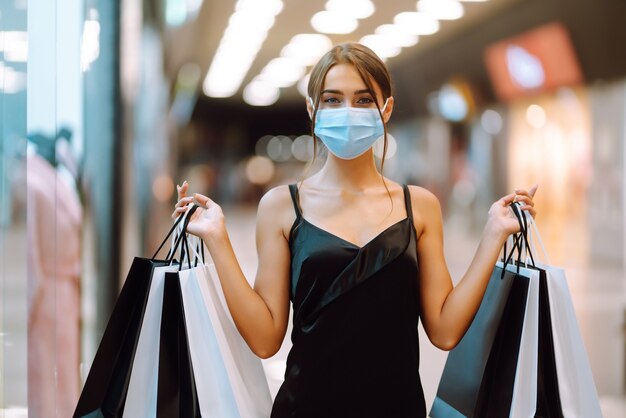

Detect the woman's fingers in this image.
[193,193,215,208]
[172,183,192,219]
[500,192,516,206]
[176,180,189,200]
[175,196,194,208]
[513,195,534,206]
[171,206,188,220]
[514,184,539,198]
[513,184,538,218]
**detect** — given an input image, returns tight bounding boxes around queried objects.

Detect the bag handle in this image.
[500,202,535,278]
[186,234,206,267]
[160,205,199,268]
[175,205,205,267]
[511,202,535,267]
[526,214,551,265]
[151,208,188,260]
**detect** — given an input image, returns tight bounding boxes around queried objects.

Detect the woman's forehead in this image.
[322,63,382,96]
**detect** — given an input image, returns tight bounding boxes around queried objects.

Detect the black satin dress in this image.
[270,184,427,418]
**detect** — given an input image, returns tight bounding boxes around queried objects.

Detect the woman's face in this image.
[308,63,394,123]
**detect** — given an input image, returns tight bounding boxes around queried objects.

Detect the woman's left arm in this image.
[411,184,537,351]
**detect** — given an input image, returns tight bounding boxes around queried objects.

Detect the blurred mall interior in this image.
[1,0,626,416]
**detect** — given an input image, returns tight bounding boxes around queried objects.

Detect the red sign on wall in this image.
[484,22,583,102]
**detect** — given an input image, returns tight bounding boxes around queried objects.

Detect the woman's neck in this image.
[314,150,384,191]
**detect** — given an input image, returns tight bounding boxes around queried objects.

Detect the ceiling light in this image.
[259,57,306,88]
[243,80,280,106]
[281,33,332,66]
[228,10,276,33]
[481,109,503,135]
[292,135,314,162]
[203,0,283,98]
[438,84,468,121]
[325,0,375,19]
[360,35,402,59]
[375,24,419,48]
[311,10,358,34]
[417,0,464,21]
[297,73,311,98]
[236,0,283,16]
[526,104,546,129]
[245,156,275,185]
[393,12,440,36]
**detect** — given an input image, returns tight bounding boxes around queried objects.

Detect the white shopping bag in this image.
[193,262,273,418]
[527,218,603,417]
[542,265,602,417]
[178,266,242,417]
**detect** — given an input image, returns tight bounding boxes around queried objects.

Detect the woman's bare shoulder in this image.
[405,185,442,230]
[406,185,440,206]
[259,184,292,207]
[256,185,297,233]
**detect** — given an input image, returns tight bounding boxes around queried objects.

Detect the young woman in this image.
[173,43,537,418]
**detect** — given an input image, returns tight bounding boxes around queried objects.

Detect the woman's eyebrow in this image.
[320,89,372,95]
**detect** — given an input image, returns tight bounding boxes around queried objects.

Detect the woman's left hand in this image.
[487,184,539,238]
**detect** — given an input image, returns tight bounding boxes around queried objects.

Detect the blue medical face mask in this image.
[311,98,388,160]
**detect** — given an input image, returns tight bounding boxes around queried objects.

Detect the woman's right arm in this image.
[181,186,292,359]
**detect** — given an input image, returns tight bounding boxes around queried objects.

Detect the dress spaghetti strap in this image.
[288,184,303,219]
[402,184,414,222]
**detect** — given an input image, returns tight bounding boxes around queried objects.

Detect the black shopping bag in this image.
[73,257,169,418]
[157,270,201,418]
[473,267,563,418]
[74,214,188,418]
[430,263,530,418]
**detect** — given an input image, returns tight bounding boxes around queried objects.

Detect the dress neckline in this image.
[299,216,410,250]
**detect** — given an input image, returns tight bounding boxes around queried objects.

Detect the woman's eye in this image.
[356,97,374,105]
[323,97,341,104]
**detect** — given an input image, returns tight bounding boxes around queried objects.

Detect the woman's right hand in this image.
[171,180,192,220]
[186,193,227,241]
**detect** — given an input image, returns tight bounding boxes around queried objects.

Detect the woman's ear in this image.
[306,97,315,120]
[382,96,394,123]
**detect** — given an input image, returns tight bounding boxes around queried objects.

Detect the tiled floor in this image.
[2,207,625,416]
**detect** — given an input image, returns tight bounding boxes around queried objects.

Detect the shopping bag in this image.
[156,271,201,418]
[431,202,540,418]
[175,265,243,417]
[473,263,540,418]
[122,207,198,417]
[528,220,603,417]
[121,264,179,417]
[182,235,273,417]
[74,214,187,418]
[430,262,533,418]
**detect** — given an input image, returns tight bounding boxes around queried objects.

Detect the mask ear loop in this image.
[307,97,316,120]
[380,97,389,114]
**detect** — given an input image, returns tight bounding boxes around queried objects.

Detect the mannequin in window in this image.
[27,127,82,418]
